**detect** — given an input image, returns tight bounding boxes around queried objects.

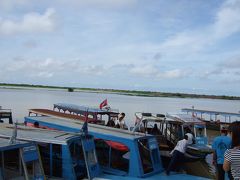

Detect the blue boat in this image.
[0,134,45,179]
[24,115,208,179]
[0,123,101,179]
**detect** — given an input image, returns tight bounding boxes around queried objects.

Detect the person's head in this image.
[119,112,125,121]
[220,126,228,136]
[184,134,188,140]
[34,121,39,128]
[185,127,192,134]
[230,121,240,147]
[154,123,158,129]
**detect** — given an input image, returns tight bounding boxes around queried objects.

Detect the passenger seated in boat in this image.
[106,117,115,127]
[116,113,128,130]
[196,128,204,137]
[151,124,161,135]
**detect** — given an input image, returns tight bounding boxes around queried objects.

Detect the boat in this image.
[24,115,208,179]
[182,107,240,131]
[0,107,13,124]
[0,123,101,179]
[0,129,45,179]
[132,112,203,161]
[165,113,213,158]
[29,103,119,125]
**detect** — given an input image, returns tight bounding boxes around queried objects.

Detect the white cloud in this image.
[129,64,190,79]
[214,0,240,38]
[0,0,30,11]
[159,0,240,57]
[56,0,137,9]
[0,8,56,35]
[129,65,158,77]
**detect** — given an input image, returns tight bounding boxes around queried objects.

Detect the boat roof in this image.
[166,113,205,125]
[182,108,240,117]
[24,116,150,142]
[0,123,79,145]
[135,112,166,123]
[54,103,119,115]
[0,137,31,151]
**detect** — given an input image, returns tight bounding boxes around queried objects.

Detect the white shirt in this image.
[172,139,188,154]
[186,133,193,144]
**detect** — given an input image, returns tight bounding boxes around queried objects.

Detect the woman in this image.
[223,121,240,179]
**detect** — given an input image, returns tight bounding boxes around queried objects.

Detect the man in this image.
[212,126,232,180]
[117,112,128,129]
[166,135,188,175]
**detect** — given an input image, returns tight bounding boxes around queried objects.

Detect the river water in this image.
[1,88,240,178]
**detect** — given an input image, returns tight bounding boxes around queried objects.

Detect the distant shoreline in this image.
[1,83,240,100]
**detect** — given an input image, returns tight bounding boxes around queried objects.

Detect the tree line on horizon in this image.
[0,83,239,100]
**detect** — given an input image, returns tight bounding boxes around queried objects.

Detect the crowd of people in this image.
[166,121,240,180]
[106,112,128,130]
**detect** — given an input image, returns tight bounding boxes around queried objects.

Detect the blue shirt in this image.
[212,135,232,164]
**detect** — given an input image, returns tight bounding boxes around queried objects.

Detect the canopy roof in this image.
[182,108,240,117]
[54,103,119,115]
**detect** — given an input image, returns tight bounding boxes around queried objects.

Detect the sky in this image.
[1,0,240,96]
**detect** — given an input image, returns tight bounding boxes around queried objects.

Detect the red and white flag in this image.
[99,99,108,109]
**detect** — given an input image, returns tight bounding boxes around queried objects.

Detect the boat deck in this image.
[25,115,148,141]
[0,137,30,151]
[0,124,77,145]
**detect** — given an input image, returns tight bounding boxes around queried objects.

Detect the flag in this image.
[99,99,108,109]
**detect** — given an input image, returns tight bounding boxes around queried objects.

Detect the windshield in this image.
[69,140,87,179]
[138,139,154,174]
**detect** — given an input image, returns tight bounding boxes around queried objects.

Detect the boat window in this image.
[1,149,22,179]
[138,139,154,174]
[52,144,62,177]
[196,127,204,137]
[69,140,87,179]
[110,148,129,172]
[94,139,129,173]
[38,143,50,175]
[94,139,109,166]
[86,150,98,166]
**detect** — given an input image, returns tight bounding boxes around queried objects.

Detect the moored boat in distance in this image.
[182,107,240,131]
[29,103,119,125]
[0,106,13,124]
[24,114,209,179]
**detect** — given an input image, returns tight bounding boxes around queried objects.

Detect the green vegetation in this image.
[0,83,240,100]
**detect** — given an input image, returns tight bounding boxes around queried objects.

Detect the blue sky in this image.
[1,0,240,96]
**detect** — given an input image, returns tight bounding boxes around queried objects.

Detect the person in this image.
[185,127,194,145]
[117,112,128,129]
[106,117,115,127]
[223,121,240,179]
[212,126,232,180]
[166,135,188,175]
[151,123,160,135]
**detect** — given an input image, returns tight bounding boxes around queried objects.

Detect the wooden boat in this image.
[0,135,45,179]
[182,108,240,131]
[29,103,119,125]
[165,113,213,158]
[132,112,202,161]
[24,115,207,179]
[0,123,101,179]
